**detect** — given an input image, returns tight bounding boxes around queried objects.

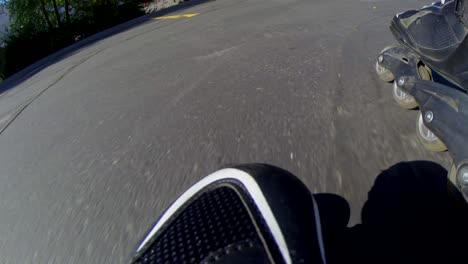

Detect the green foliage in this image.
[1,0,145,78]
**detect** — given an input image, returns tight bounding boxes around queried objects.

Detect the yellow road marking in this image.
[154,13,200,20]
[182,13,199,18]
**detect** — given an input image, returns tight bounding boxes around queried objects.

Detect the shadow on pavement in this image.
[0,0,213,94]
[316,161,468,264]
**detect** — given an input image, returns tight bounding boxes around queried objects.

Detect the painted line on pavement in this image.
[154,13,200,19]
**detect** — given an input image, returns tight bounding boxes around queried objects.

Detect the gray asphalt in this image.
[0,0,451,262]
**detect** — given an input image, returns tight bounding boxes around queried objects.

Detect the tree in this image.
[39,0,54,30]
[64,0,71,24]
[2,0,145,78]
[51,0,62,28]
[8,0,54,32]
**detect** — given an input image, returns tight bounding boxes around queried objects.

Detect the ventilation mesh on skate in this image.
[408,14,457,49]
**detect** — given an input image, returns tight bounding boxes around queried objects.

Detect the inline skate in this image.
[376,0,468,151]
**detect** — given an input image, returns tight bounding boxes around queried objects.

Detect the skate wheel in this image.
[416,113,447,152]
[446,162,468,209]
[392,81,418,109]
[375,61,395,82]
[418,64,432,80]
[375,46,397,82]
[449,162,457,185]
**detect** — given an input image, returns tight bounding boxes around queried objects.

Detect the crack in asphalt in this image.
[0,50,104,135]
[0,0,237,136]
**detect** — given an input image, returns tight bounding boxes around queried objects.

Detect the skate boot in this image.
[377,0,468,105]
[376,0,468,152]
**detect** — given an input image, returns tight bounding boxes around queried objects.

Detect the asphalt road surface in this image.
[0,0,450,262]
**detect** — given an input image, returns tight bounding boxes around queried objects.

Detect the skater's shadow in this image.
[316,161,468,264]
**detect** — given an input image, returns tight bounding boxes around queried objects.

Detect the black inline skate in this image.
[396,76,468,198]
[376,0,468,152]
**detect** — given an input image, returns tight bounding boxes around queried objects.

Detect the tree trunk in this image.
[51,0,62,27]
[38,0,54,30]
[64,0,71,24]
